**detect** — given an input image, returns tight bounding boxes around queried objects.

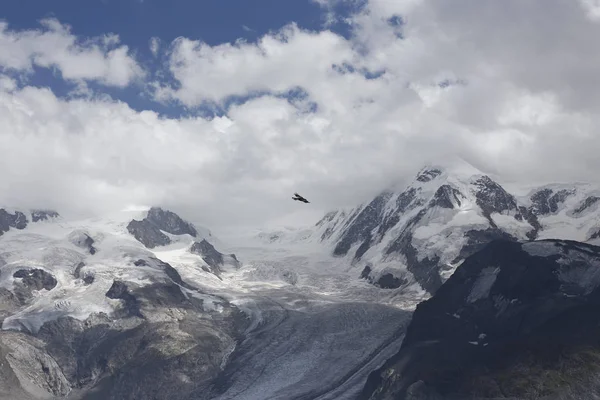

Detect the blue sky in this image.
[1,0,364,117]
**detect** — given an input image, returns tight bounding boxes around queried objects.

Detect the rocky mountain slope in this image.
[312,165,600,294]
[0,206,248,400]
[360,239,600,400]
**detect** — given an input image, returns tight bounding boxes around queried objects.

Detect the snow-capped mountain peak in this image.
[311,165,600,294]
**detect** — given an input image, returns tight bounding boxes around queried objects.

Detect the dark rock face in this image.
[416,168,442,182]
[105,281,143,319]
[12,268,58,304]
[361,239,600,400]
[360,264,407,289]
[13,269,57,291]
[190,239,239,274]
[453,228,518,262]
[529,188,574,216]
[333,191,393,257]
[574,195,600,214]
[316,210,348,242]
[376,188,419,243]
[375,273,407,289]
[3,281,249,400]
[127,219,171,249]
[127,207,199,249]
[0,209,28,235]
[73,262,94,284]
[146,207,198,237]
[472,176,519,226]
[360,265,372,280]
[69,230,98,255]
[191,239,223,267]
[430,185,465,209]
[386,210,444,294]
[31,210,60,222]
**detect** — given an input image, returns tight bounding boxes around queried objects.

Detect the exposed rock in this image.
[0,332,72,397]
[146,207,198,237]
[127,207,200,249]
[191,239,223,266]
[574,195,600,214]
[0,209,27,236]
[360,265,407,289]
[453,228,518,262]
[126,219,171,249]
[13,268,57,291]
[11,288,249,400]
[316,210,348,242]
[73,261,95,285]
[529,188,574,216]
[375,273,407,289]
[386,210,443,293]
[31,209,59,222]
[333,191,393,257]
[375,188,419,241]
[190,239,240,274]
[430,185,465,209]
[416,167,443,182]
[105,281,143,319]
[360,265,373,280]
[361,239,600,400]
[472,176,519,226]
[68,230,97,255]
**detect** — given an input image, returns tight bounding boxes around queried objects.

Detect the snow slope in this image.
[271,163,600,295]
[0,206,419,400]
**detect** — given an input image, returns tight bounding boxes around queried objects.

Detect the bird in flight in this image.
[292,193,310,203]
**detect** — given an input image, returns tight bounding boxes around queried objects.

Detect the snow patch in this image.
[522,241,562,257]
[467,266,500,303]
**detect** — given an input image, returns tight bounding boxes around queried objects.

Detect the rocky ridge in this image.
[361,239,600,400]
[313,165,600,294]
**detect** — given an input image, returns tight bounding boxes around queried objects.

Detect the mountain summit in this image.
[314,165,600,294]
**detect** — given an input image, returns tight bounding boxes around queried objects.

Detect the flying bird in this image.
[292,193,310,203]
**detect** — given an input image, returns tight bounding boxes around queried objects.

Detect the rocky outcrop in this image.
[68,230,97,255]
[12,268,57,304]
[190,239,240,274]
[127,207,199,249]
[146,207,198,237]
[361,239,600,400]
[31,209,59,222]
[333,191,393,257]
[105,281,143,319]
[0,285,249,400]
[316,166,600,295]
[0,209,27,236]
[574,195,600,214]
[127,219,171,249]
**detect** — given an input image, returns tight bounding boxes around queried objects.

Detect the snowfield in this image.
[0,208,418,400]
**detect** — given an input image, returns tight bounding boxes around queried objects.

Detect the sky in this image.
[2,0,600,232]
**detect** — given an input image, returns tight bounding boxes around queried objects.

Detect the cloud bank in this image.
[2,2,600,231]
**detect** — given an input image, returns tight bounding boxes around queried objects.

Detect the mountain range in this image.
[308,164,600,294]
[1,162,600,399]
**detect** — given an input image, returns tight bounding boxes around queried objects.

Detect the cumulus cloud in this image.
[0,18,143,87]
[149,36,160,57]
[2,1,600,231]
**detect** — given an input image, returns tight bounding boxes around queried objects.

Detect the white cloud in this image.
[3,2,600,230]
[149,36,160,57]
[579,0,600,21]
[154,23,361,108]
[0,18,143,87]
